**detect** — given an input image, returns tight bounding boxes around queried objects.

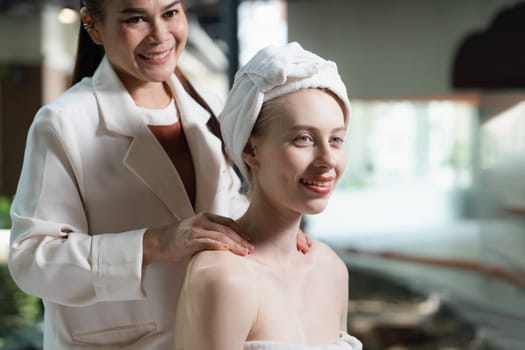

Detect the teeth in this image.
[142,51,170,60]
[300,179,330,187]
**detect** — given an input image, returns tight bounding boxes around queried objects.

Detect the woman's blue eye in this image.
[294,135,313,144]
[331,136,345,145]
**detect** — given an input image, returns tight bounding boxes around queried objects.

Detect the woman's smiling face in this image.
[85,0,188,90]
[245,88,347,215]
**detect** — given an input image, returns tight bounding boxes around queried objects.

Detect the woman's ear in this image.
[81,8,103,45]
[241,138,259,171]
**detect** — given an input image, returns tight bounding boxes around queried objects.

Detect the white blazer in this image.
[8,57,248,349]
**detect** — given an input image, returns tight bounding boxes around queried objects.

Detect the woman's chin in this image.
[140,62,177,82]
[300,202,330,216]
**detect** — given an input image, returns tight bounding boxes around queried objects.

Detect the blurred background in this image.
[1,0,524,349]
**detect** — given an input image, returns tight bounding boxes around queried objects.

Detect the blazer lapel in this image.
[92,57,194,220]
[167,77,224,214]
[123,124,194,221]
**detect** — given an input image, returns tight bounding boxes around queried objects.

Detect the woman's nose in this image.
[314,142,336,168]
[148,21,169,43]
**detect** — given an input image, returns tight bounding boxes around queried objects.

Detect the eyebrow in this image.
[120,0,181,14]
[333,126,348,133]
[290,125,347,133]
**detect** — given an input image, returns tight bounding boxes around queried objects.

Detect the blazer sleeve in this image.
[8,105,147,307]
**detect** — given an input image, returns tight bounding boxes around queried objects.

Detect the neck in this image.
[130,81,172,109]
[237,192,303,266]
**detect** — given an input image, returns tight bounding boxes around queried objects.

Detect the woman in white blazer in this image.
[6,1,309,349]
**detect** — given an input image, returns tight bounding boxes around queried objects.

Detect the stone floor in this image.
[346,267,500,350]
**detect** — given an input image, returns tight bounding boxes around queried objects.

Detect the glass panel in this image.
[308,99,477,239]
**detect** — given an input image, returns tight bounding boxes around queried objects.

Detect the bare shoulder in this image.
[309,240,348,280]
[187,249,253,276]
[184,250,256,296]
[176,251,257,349]
[310,240,346,266]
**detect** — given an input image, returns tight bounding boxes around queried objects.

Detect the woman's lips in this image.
[299,176,334,194]
[139,49,172,64]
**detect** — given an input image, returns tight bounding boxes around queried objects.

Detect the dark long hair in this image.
[70,1,228,158]
[71,0,105,86]
[175,67,228,159]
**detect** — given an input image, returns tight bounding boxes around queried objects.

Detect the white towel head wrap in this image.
[220,42,351,181]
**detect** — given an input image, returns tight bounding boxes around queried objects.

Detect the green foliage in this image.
[0,196,43,347]
[0,64,10,79]
[0,264,43,337]
[0,195,11,229]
